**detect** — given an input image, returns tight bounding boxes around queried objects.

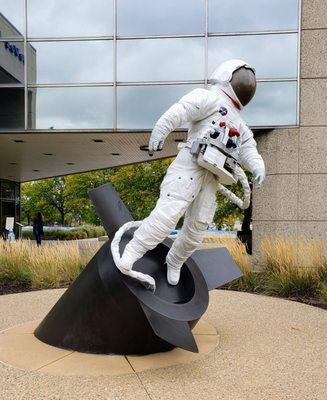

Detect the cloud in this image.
[208,34,298,79]
[35,87,113,129]
[117,0,205,36]
[0,1,24,35]
[118,38,204,82]
[208,0,299,32]
[31,41,113,83]
[27,0,113,37]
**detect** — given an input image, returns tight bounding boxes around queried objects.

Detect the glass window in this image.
[208,0,299,33]
[117,0,205,36]
[118,38,204,82]
[0,0,24,38]
[1,180,15,199]
[27,0,113,37]
[28,40,113,84]
[0,41,25,84]
[30,87,113,129]
[0,88,24,129]
[243,81,297,126]
[208,34,298,80]
[117,84,200,129]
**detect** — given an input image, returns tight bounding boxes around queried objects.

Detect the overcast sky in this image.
[0,0,299,129]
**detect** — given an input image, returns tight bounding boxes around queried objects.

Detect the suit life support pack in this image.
[190,122,241,185]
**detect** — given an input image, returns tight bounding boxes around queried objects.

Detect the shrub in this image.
[22,225,105,241]
[79,224,106,238]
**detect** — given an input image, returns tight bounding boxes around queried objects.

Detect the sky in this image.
[0,0,299,129]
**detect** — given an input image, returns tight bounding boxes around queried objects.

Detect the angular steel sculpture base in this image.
[35,183,243,355]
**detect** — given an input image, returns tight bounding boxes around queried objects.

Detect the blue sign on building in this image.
[4,41,25,63]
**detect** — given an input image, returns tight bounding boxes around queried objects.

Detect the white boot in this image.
[166,260,182,286]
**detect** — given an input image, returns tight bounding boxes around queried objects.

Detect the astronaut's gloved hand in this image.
[252,167,266,188]
[148,129,165,156]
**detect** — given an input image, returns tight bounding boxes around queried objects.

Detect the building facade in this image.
[0,1,324,250]
[253,0,327,254]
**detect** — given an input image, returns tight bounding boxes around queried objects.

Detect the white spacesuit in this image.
[118,59,265,286]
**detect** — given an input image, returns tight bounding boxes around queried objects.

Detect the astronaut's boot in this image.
[166,257,182,286]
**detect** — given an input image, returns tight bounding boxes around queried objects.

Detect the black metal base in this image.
[34,183,243,355]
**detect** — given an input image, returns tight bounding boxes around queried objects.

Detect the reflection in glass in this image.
[30,87,113,129]
[118,82,297,129]
[118,38,204,82]
[27,0,113,37]
[0,41,26,84]
[208,34,298,80]
[0,88,24,129]
[117,0,205,36]
[0,0,24,37]
[1,180,15,199]
[28,41,113,84]
[209,0,299,33]
[117,85,199,129]
[243,82,297,126]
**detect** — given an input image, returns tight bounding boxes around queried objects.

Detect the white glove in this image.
[252,167,265,188]
[148,129,165,155]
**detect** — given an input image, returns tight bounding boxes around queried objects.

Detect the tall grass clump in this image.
[0,240,97,289]
[0,240,31,281]
[261,237,327,300]
[28,242,84,289]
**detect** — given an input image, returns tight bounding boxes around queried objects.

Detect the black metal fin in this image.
[140,302,199,353]
[88,183,134,240]
[191,247,243,290]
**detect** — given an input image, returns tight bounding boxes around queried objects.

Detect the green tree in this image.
[21,159,247,229]
[110,160,171,220]
[22,177,75,225]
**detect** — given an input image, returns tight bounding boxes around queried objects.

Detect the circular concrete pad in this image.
[0,320,219,376]
[0,289,326,400]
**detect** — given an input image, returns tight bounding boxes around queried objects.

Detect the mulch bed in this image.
[0,281,68,296]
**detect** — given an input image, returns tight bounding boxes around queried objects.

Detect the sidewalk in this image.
[0,289,326,400]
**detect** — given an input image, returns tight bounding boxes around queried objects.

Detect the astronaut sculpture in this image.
[111,59,265,291]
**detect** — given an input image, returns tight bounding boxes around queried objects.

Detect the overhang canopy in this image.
[0,129,272,182]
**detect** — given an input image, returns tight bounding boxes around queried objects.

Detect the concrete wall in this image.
[253,0,327,256]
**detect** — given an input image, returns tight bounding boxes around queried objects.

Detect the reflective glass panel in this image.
[0,0,24,38]
[30,87,113,129]
[0,88,24,129]
[243,81,297,126]
[0,41,25,84]
[118,38,204,82]
[208,34,298,80]
[117,85,199,129]
[1,180,15,199]
[27,0,113,37]
[28,41,113,84]
[117,0,205,36]
[209,0,299,33]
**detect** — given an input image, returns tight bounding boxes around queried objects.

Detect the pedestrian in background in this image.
[33,212,44,246]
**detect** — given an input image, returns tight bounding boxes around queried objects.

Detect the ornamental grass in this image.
[0,240,97,289]
[261,237,327,300]
[0,236,326,306]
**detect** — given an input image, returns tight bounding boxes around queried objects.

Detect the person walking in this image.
[33,212,44,246]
